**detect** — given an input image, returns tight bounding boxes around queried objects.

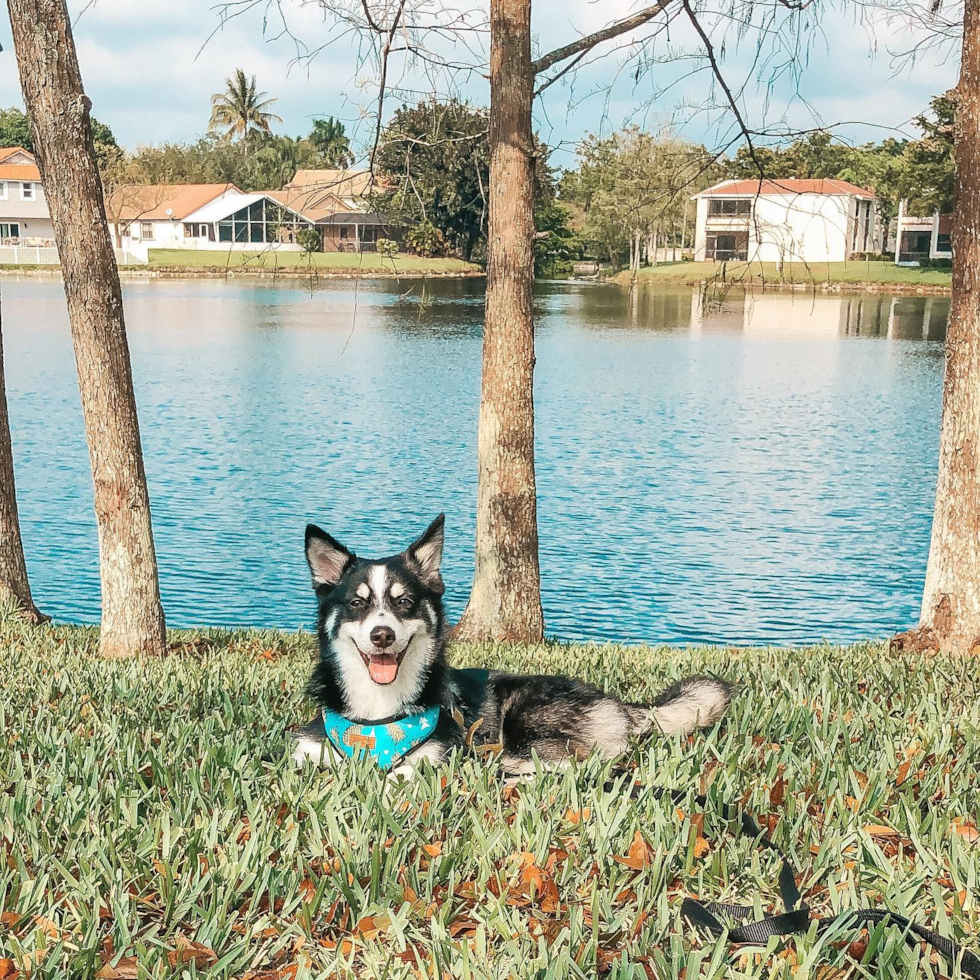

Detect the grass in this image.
[145,250,481,275]
[1,613,978,979]
[613,261,953,289]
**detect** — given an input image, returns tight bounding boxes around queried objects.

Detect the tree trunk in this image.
[651,225,659,267]
[0,293,47,624]
[8,0,166,657]
[892,0,980,656]
[455,0,543,642]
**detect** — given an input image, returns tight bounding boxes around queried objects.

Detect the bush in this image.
[850,252,893,262]
[376,238,399,259]
[919,257,952,270]
[406,221,446,257]
[297,227,322,254]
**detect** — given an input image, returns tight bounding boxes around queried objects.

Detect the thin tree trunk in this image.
[455,0,543,642]
[893,0,980,656]
[8,0,166,657]
[0,292,47,624]
[651,225,659,267]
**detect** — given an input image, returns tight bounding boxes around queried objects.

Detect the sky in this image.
[0,0,961,168]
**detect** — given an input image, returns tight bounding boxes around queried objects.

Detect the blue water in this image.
[2,277,946,644]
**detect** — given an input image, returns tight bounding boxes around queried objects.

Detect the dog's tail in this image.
[629,675,734,736]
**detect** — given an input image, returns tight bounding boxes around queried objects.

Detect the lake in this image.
[1,276,947,645]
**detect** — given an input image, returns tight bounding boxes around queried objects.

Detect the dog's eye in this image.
[396,595,413,609]
[348,597,365,609]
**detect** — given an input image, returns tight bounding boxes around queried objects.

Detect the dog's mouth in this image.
[356,645,407,684]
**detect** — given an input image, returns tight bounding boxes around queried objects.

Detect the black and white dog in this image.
[292,515,733,778]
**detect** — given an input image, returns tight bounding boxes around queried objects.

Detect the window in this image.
[0,223,20,239]
[339,226,349,240]
[0,182,6,201]
[184,223,209,238]
[361,226,377,243]
[936,233,952,253]
[707,198,752,216]
[140,221,154,240]
[20,182,35,201]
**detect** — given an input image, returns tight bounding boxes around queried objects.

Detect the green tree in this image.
[310,117,353,167]
[904,92,956,214]
[567,127,718,268]
[208,70,283,141]
[374,98,490,260]
[1,105,117,167]
[0,107,33,149]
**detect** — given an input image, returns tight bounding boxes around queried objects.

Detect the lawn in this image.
[145,250,481,276]
[615,261,953,289]
[1,612,978,979]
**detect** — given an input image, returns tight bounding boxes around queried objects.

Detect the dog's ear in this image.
[406,514,445,594]
[305,524,354,590]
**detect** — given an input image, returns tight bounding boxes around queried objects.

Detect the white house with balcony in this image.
[693,178,879,264]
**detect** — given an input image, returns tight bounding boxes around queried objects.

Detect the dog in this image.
[292,515,733,778]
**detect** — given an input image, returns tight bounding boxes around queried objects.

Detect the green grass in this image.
[614,261,953,289]
[145,249,481,275]
[1,613,978,979]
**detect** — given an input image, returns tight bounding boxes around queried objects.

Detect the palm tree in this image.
[310,117,353,168]
[209,70,283,141]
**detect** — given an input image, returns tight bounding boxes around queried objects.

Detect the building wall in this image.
[0,178,53,242]
[694,193,876,263]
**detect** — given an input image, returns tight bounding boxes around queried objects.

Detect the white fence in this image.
[0,246,146,266]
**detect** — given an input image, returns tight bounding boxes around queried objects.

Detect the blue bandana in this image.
[322,706,441,770]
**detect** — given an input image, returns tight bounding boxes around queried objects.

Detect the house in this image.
[890,203,952,264]
[106,183,314,258]
[693,178,878,263]
[276,169,393,251]
[0,147,54,243]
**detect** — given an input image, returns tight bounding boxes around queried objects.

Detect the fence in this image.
[0,245,146,266]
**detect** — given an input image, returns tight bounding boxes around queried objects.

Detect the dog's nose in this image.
[370,626,395,649]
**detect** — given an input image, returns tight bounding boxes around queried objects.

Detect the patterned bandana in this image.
[322,706,441,770]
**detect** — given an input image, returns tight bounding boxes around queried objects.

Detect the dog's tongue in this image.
[368,654,399,684]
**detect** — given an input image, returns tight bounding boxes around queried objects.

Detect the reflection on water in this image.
[2,277,946,644]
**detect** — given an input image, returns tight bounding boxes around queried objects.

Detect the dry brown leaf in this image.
[422,842,442,858]
[167,935,217,970]
[612,831,652,871]
[355,914,390,941]
[565,808,592,825]
[863,824,901,838]
[0,959,17,980]
[95,957,140,979]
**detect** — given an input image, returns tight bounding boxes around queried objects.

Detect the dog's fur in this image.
[293,516,733,777]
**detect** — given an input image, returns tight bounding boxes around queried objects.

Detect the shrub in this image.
[406,221,446,257]
[850,252,893,262]
[297,227,322,254]
[376,238,399,258]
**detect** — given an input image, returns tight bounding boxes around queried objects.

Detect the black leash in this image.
[608,780,980,977]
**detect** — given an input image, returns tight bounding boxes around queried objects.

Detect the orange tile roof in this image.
[105,183,241,221]
[0,162,41,181]
[701,178,875,199]
[285,169,380,198]
[0,146,35,164]
[265,187,359,221]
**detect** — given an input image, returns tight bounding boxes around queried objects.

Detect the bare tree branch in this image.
[531,0,672,76]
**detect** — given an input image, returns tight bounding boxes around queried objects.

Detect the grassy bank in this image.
[1,615,978,979]
[145,249,481,276]
[612,261,953,291]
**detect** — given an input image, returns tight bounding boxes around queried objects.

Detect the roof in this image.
[317,212,390,226]
[698,178,875,199]
[0,147,36,167]
[265,187,358,222]
[184,193,268,223]
[285,169,379,199]
[0,161,41,181]
[106,183,241,221]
